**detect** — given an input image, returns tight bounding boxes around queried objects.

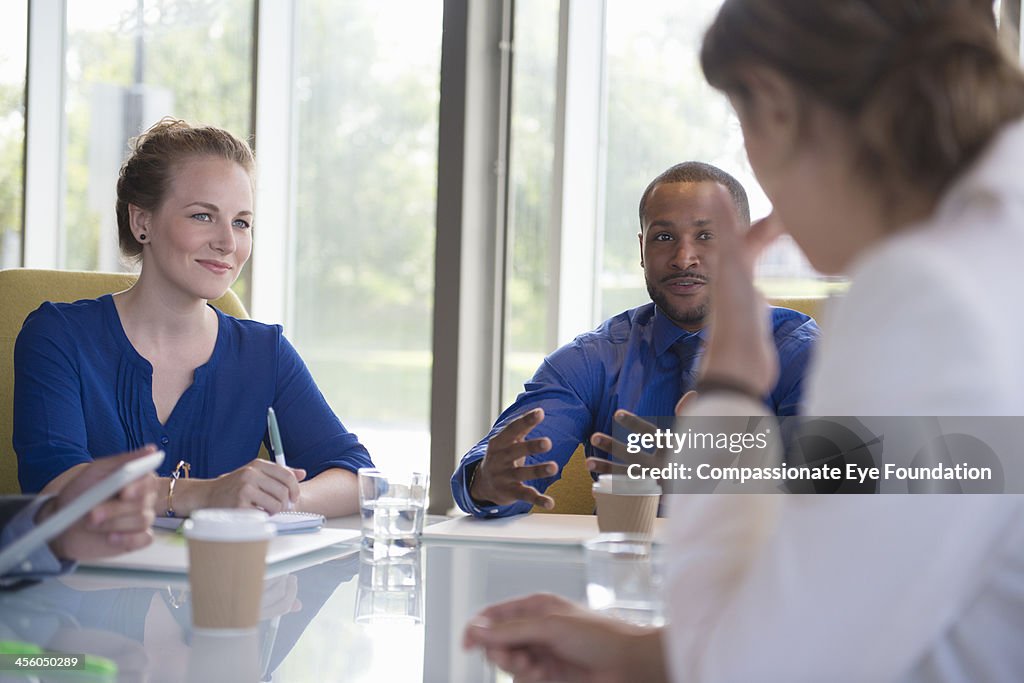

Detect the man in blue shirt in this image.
[452,162,820,517]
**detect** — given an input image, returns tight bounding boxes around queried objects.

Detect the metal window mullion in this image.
[430,0,506,515]
[251,0,296,327]
[548,0,607,348]
[493,0,515,415]
[23,0,66,268]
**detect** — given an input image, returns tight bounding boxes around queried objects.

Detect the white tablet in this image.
[0,450,165,577]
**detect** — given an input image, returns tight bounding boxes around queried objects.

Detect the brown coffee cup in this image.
[592,475,661,536]
[184,509,276,631]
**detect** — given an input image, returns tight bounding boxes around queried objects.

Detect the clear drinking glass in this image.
[358,468,428,556]
[583,533,665,626]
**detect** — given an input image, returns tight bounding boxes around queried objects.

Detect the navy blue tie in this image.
[672,334,703,398]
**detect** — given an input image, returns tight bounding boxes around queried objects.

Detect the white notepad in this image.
[82,526,359,574]
[152,510,325,534]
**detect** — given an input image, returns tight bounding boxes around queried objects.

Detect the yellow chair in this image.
[0,268,248,494]
[532,444,595,515]
[768,296,824,322]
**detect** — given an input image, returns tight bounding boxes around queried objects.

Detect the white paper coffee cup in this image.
[184,509,276,631]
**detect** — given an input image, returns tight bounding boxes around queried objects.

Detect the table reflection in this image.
[1,528,591,681]
[355,548,423,625]
[0,548,360,683]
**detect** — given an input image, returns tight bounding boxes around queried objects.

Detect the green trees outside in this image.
[0,1,27,269]
[0,78,24,268]
[289,1,442,429]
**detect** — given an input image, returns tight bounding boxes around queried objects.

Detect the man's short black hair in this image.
[638,161,751,229]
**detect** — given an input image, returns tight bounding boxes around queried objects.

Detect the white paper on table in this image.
[421,513,666,545]
[81,527,359,574]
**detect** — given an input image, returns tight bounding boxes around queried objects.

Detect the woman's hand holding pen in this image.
[208,460,305,513]
[173,460,306,515]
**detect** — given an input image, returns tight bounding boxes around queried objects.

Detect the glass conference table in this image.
[0,515,596,682]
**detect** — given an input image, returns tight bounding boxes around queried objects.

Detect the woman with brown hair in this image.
[15,119,372,518]
[464,1,1024,680]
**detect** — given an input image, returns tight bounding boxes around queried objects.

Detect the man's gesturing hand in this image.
[586,391,698,476]
[470,408,557,510]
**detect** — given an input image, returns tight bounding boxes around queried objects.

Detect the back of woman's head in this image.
[701,0,1024,199]
[116,118,255,258]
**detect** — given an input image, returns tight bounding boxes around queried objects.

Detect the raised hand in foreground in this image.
[464,593,667,683]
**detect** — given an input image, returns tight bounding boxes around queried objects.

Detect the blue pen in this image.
[267,407,294,510]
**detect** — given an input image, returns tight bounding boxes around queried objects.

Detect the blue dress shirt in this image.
[0,496,73,587]
[14,295,373,492]
[451,302,819,517]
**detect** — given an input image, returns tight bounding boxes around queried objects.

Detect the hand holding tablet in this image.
[0,447,163,576]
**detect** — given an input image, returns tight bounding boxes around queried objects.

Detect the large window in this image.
[0,1,27,269]
[291,1,443,477]
[62,0,254,273]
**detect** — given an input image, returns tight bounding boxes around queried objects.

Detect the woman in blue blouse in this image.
[14,119,373,518]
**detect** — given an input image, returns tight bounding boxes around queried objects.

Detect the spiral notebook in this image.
[152,510,325,534]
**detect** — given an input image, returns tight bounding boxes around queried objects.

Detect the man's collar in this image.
[652,305,706,356]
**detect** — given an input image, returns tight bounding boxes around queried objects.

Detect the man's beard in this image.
[646,277,710,328]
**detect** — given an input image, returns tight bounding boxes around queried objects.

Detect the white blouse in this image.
[664,120,1024,683]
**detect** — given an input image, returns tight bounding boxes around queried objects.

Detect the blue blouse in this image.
[13,295,373,492]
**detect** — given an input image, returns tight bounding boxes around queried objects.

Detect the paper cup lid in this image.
[592,474,661,495]
[183,509,276,542]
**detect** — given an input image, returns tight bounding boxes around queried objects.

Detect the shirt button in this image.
[160,436,170,445]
